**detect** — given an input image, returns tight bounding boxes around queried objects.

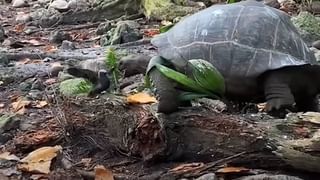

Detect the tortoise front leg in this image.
[263,73,295,118]
[147,56,181,114]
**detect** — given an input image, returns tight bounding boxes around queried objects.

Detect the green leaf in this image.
[227,0,237,3]
[105,48,121,89]
[189,59,225,96]
[159,24,175,33]
[155,64,216,97]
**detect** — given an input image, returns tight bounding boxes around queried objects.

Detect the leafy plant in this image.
[155,59,225,101]
[227,0,237,3]
[159,24,175,33]
[105,48,121,88]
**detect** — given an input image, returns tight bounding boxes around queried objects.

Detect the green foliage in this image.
[227,0,237,3]
[159,24,174,33]
[189,59,225,96]
[105,48,121,89]
[155,59,225,101]
[291,11,320,40]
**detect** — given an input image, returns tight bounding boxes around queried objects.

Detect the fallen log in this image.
[66,95,320,174]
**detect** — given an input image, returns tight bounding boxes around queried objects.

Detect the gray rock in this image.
[31,79,44,90]
[79,58,107,72]
[195,173,216,180]
[49,0,69,12]
[31,8,62,28]
[68,0,89,10]
[0,25,6,43]
[19,81,32,91]
[119,54,151,77]
[96,21,112,35]
[106,20,142,45]
[60,40,76,50]
[235,174,303,180]
[12,0,28,8]
[15,13,32,23]
[0,54,9,66]
[310,47,320,62]
[312,40,320,50]
[292,11,320,45]
[27,90,43,100]
[50,64,64,77]
[49,30,72,44]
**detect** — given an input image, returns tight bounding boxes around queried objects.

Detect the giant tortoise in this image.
[145,0,318,117]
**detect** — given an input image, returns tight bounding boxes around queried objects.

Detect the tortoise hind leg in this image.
[262,72,296,118]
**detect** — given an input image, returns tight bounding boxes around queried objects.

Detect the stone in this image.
[49,0,69,12]
[195,173,216,180]
[60,40,76,50]
[312,40,320,50]
[106,21,142,45]
[292,11,320,45]
[31,79,45,90]
[49,30,72,44]
[15,13,32,23]
[96,21,112,35]
[50,64,64,77]
[0,25,6,43]
[67,0,88,10]
[118,54,151,77]
[12,0,28,8]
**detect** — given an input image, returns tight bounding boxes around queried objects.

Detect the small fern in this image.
[105,48,121,89]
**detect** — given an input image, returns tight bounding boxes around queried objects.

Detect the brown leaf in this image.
[127,92,157,104]
[34,101,48,108]
[94,165,114,180]
[43,45,57,53]
[11,98,31,114]
[18,145,62,174]
[44,78,57,85]
[216,166,249,174]
[14,24,25,33]
[169,163,204,174]
[0,152,20,161]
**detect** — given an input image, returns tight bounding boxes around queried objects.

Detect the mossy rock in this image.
[59,78,92,96]
[142,0,199,20]
[292,11,320,44]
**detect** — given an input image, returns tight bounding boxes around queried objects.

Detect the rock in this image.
[58,71,74,81]
[27,90,43,100]
[15,13,32,23]
[12,0,28,8]
[0,54,9,66]
[312,40,320,50]
[60,40,76,50]
[306,1,320,14]
[118,54,151,77]
[67,0,88,10]
[50,63,64,77]
[49,30,72,44]
[235,174,303,180]
[96,21,112,35]
[0,25,6,43]
[195,173,216,180]
[310,47,320,62]
[0,114,20,144]
[43,57,54,62]
[19,81,32,91]
[49,0,69,12]
[31,79,45,90]
[31,8,61,28]
[142,0,202,21]
[292,11,320,45]
[193,98,227,113]
[78,58,107,72]
[264,0,280,9]
[106,21,142,45]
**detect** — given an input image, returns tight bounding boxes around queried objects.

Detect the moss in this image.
[59,78,92,96]
[292,11,320,41]
[142,0,197,20]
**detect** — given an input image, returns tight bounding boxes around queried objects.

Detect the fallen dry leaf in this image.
[18,145,62,174]
[43,45,57,52]
[143,29,160,37]
[16,59,43,65]
[0,152,20,161]
[94,165,114,180]
[216,166,249,174]
[127,92,157,104]
[34,101,48,108]
[169,162,204,174]
[11,98,31,115]
[14,24,25,33]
